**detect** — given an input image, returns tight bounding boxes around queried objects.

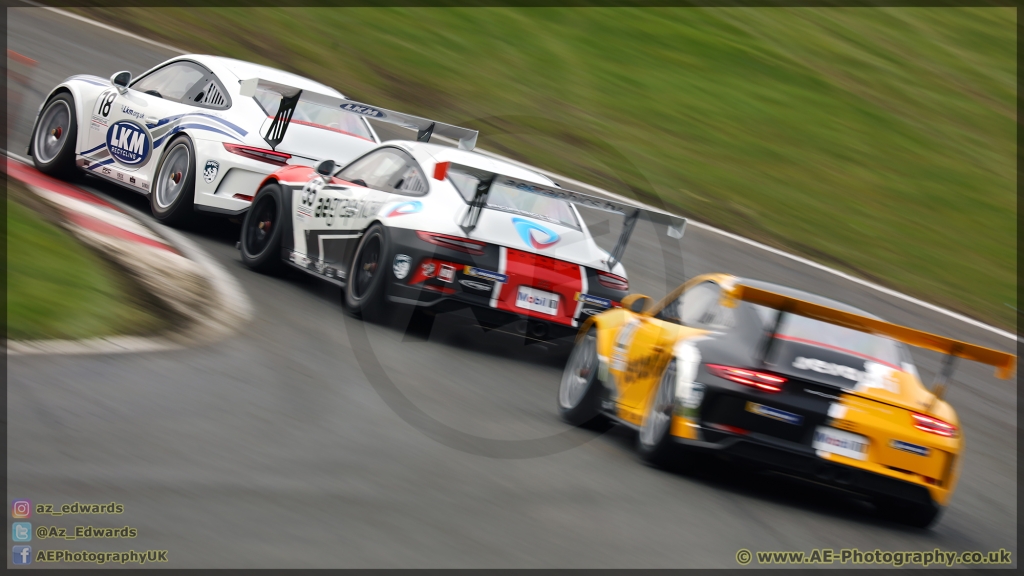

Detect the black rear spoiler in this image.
[238,77,479,151]
[457,171,686,271]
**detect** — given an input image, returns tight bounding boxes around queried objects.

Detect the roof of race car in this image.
[387,141,557,187]
[736,277,883,320]
[184,54,344,98]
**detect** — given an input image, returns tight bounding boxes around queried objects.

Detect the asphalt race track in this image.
[6,7,1017,568]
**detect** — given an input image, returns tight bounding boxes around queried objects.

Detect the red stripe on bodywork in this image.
[494,248,583,326]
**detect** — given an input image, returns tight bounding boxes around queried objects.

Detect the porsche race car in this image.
[558,273,1016,528]
[236,78,685,339]
[26,54,469,225]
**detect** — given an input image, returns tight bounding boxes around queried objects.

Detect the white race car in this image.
[26,54,472,225]
[237,79,686,340]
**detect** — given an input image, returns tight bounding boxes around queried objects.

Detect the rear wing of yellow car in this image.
[723,283,1016,380]
[238,77,479,151]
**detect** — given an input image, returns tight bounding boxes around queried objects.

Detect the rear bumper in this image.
[675,428,935,507]
[383,227,621,340]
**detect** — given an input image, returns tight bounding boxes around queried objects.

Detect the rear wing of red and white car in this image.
[238,77,479,151]
[454,169,687,271]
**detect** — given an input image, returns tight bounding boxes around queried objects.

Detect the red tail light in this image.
[416,231,486,255]
[912,413,957,437]
[223,143,291,166]
[706,364,786,392]
[597,271,629,291]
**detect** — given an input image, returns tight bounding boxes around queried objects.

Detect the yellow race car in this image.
[557,273,1016,528]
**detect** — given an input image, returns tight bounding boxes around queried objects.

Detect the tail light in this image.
[416,231,486,255]
[597,271,629,291]
[223,143,291,166]
[706,364,786,392]
[912,413,957,437]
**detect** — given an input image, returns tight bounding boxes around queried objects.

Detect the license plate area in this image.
[515,286,560,316]
[813,426,869,461]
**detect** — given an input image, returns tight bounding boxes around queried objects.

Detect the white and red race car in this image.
[26,54,472,225]
[237,79,686,340]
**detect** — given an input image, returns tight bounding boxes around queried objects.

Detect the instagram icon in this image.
[11,500,31,518]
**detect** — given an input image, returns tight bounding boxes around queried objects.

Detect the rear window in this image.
[488,181,578,228]
[752,304,906,368]
[254,88,374,141]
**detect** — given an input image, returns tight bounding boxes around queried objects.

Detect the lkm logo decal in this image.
[512,217,559,249]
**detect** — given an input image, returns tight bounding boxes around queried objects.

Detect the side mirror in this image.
[315,159,336,177]
[110,71,132,94]
[621,294,653,315]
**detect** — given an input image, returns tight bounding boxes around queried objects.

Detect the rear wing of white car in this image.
[455,169,686,271]
[238,77,479,151]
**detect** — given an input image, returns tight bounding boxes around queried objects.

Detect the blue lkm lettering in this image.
[106,121,151,166]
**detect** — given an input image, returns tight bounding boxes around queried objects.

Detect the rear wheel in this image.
[240,182,286,274]
[558,327,604,427]
[344,223,389,319]
[32,93,78,178]
[638,359,680,467]
[150,136,196,225]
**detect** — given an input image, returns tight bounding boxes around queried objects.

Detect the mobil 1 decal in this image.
[106,120,152,167]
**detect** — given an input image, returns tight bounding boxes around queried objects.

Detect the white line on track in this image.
[20,2,1019,343]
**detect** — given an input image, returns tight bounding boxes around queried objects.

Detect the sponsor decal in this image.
[580,308,603,316]
[459,279,491,291]
[463,266,507,283]
[745,402,803,425]
[385,200,423,218]
[512,217,559,249]
[421,262,436,277]
[105,120,151,166]
[574,292,612,308]
[393,254,412,279]
[120,105,145,120]
[101,167,112,175]
[297,205,313,221]
[129,176,136,185]
[203,159,220,184]
[890,440,930,456]
[793,356,866,383]
[813,427,868,460]
[340,103,386,118]
[438,264,456,283]
[89,115,108,131]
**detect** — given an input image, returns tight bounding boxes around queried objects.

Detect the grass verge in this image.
[76,7,1016,329]
[6,177,167,340]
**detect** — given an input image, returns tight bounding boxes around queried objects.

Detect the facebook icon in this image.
[13,545,32,565]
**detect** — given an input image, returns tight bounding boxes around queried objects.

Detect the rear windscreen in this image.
[255,88,374,141]
[752,304,906,369]
[486,181,578,228]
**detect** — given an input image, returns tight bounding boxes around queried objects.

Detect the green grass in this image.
[79,7,1016,329]
[6,181,166,340]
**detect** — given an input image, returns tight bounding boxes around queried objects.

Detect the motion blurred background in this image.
[75,6,1017,330]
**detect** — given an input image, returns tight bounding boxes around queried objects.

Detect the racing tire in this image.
[637,359,680,468]
[344,222,389,320]
[150,136,196,226]
[875,498,944,529]
[31,92,78,178]
[557,327,605,428]
[240,182,286,274]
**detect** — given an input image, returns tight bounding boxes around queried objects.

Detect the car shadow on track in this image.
[598,424,941,534]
